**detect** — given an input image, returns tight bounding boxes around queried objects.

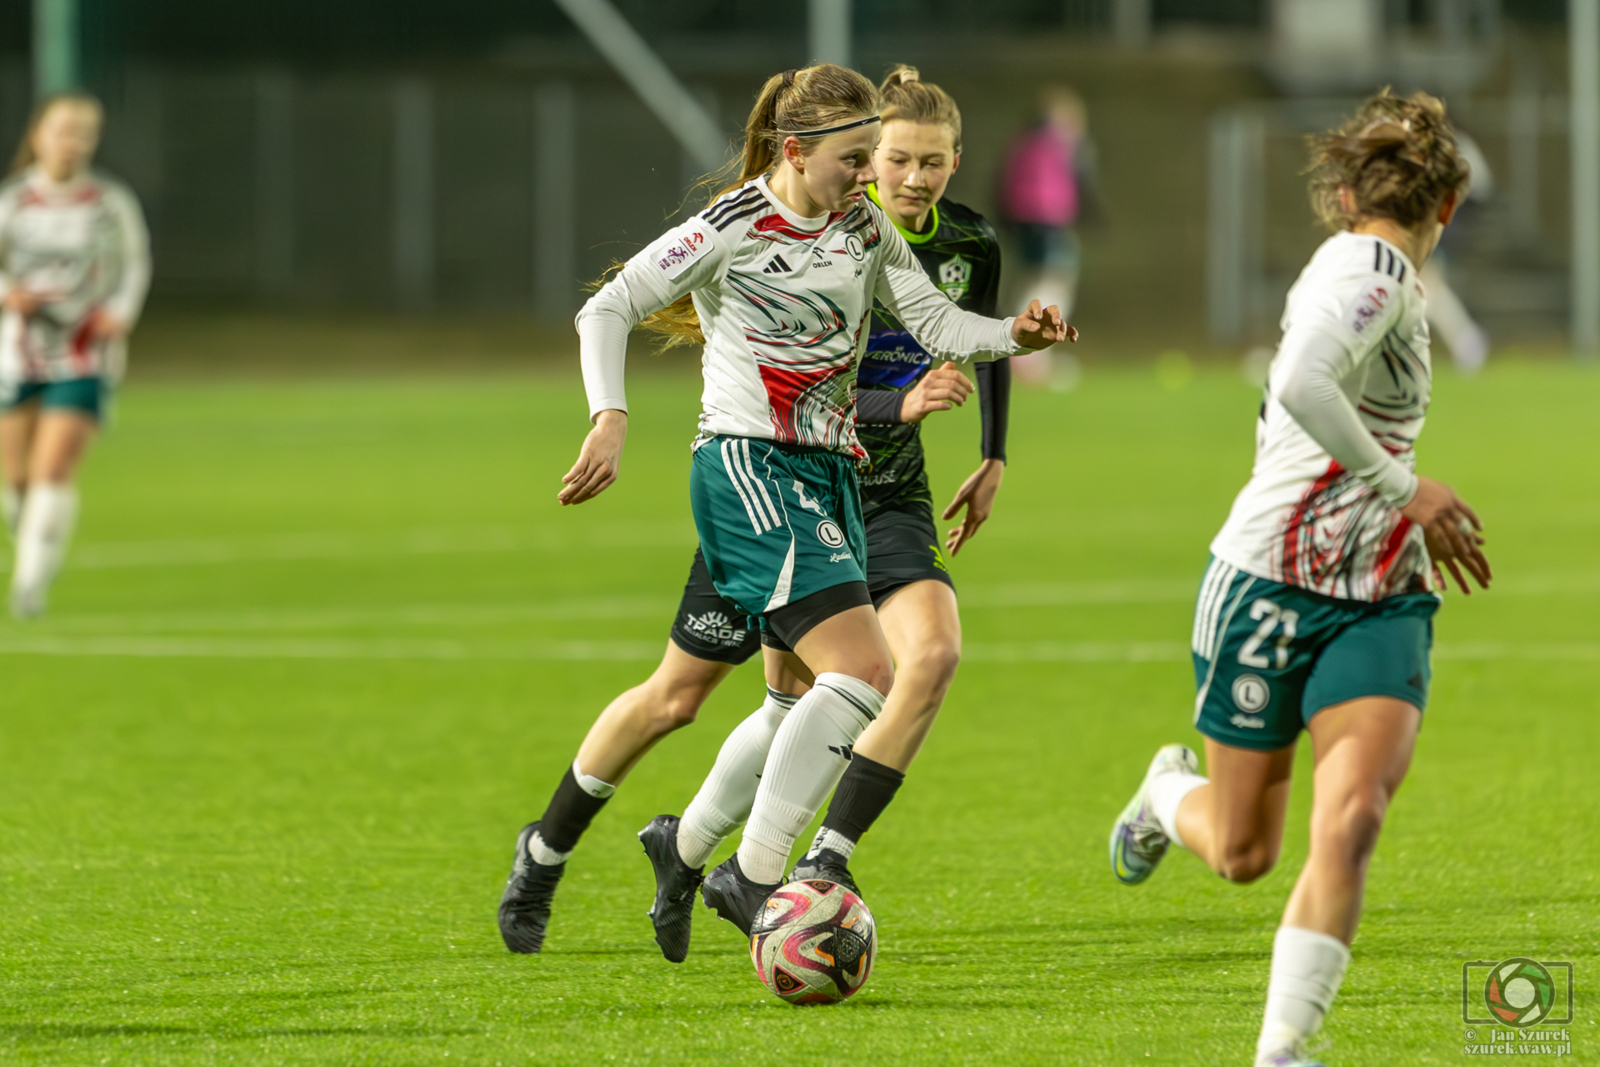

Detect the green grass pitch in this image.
[1,356,1595,1065]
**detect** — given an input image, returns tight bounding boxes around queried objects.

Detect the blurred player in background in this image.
[998,85,1098,386]
[497,63,1067,955]
[0,93,150,618]
[1419,128,1493,374]
[658,66,1017,950]
[1109,91,1491,1067]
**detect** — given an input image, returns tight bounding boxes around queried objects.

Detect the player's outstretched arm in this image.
[559,409,627,506]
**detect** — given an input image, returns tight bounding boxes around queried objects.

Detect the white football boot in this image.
[1109,743,1200,885]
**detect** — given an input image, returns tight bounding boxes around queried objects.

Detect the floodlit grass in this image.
[1,357,1595,1065]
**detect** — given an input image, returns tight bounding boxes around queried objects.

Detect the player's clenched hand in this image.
[1010,300,1078,351]
[1401,475,1491,594]
[559,409,626,506]
[901,361,974,423]
[942,458,1004,556]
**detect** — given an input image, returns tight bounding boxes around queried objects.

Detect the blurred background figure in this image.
[1420,128,1493,374]
[0,92,149,618]
[997,85,1098,386]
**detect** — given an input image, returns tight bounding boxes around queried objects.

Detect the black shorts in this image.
[667,502,954,664]
[668,546,763,665]
[862,501,954,609]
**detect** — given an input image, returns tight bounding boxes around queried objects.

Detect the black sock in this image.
[819,754,904,845]
[537,766,611,854]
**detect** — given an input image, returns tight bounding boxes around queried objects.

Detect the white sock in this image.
[1149,769,1207,850]
[737,673,884,885]
[527,830,569,866]
[807,826,856,861]
[12,482,78,613]
[572,758,616,799]
[677,689,800,868]
[1256,926,1351,1063]
[2,485,21,539]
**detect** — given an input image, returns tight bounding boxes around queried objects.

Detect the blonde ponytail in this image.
[877,64,962,152]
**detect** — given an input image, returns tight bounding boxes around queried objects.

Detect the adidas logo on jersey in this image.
[763,254,793,275]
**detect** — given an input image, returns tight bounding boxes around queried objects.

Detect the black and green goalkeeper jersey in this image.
[855,186,1010,520]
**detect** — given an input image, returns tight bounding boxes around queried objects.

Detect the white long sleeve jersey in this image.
[0,166,151,389]
[1211,231,1433,602]
[576,177,1018,458]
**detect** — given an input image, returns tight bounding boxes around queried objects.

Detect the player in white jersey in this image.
[0,93,150,617]
[497,63,1068,954]
[1109,92,1491,1067]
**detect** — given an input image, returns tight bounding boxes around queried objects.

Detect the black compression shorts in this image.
[862,501,954,609]
[668,547,763,665]
[667,500,954,664]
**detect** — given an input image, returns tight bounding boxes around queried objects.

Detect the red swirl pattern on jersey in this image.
[1274,330,1430,599]
[721,204,882,457]
[1278,462,1424,599]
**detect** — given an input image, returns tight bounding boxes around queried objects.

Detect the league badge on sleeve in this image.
[653,225,712,280]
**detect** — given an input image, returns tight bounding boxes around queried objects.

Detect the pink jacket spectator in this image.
[1001,125,1079,228]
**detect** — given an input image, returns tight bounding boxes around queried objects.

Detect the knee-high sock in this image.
[12,483,78,608]
[676,688,800,868]
[736,673,884,885]
[1255,926,1351,1064]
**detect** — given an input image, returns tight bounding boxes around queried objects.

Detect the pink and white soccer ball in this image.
[749,879,877,1005]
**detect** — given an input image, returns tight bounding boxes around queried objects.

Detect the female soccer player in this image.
[1108,91,1491,1067]
[498,63,1068,953]
[654,65,1018,939]
[0,92,150,618]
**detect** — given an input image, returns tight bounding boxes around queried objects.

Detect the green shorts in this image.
[689,436,867,621]
[5,377,106,421]
[1191,556,1439,751]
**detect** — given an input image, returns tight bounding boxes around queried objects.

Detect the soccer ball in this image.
[749,879,876,1005]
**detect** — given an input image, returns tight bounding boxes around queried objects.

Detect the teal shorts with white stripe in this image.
[1190,556,1439,751]
[689,436,868,621]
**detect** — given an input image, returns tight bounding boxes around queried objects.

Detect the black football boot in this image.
[787,847,860,895]
[637,814,704,963]
[497,822,564,954]
[700,853,780,935]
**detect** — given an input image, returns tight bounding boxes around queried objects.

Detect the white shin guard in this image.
[736,673,884,885]
[12,483,78,617]
[676,689,799,868]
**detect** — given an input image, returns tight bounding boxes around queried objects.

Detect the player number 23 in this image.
[1238,599,1300,670]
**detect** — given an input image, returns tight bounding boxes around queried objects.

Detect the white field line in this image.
[0,635,1591,664]
[0,636,665,661]
[60,524,697,570]
[45,528,1600,604]
[33,597,679,635]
